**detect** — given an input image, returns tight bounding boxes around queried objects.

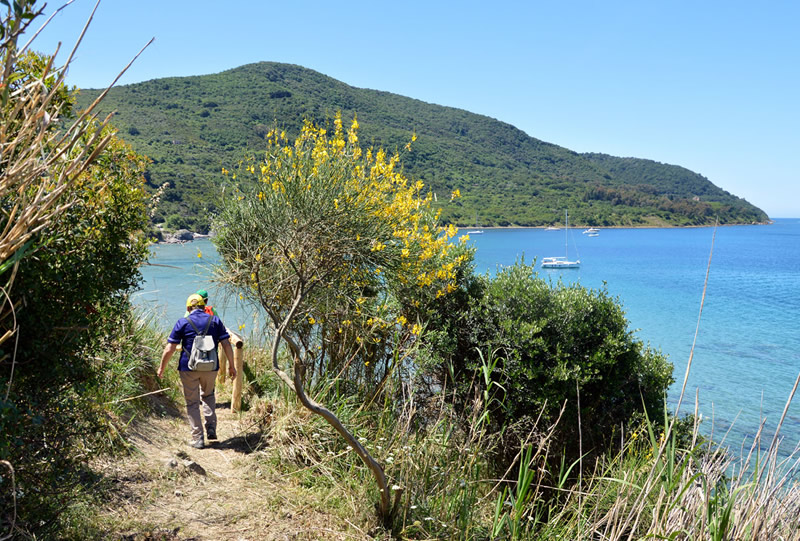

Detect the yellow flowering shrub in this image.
[213,113,470,519]
[214,113,461,377]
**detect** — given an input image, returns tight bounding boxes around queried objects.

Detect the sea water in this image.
[137,219,800,457]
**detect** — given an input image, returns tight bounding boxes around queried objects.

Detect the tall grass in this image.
[37,301,798,540]
[92,304,184,418]
[60,271,800,539]
[240,328,800,540]
[211,222,800,539]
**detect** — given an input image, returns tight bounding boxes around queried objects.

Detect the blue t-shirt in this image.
[168,309,230,371]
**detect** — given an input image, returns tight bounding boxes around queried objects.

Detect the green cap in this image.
[197,289,209,301]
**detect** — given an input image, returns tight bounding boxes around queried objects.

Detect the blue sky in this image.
[32,0,799,217]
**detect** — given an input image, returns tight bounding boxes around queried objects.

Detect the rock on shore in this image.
[158,229,211,244]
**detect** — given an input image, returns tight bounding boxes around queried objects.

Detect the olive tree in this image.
[213,114,462,520]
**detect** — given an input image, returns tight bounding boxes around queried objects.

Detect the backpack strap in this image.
[186,314,213,337]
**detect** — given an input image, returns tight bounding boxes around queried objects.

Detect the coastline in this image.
[156,220,774,244]
[459,220,774,231]
[154,228,212,244]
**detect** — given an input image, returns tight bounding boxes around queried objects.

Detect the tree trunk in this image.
[290,357,392,520]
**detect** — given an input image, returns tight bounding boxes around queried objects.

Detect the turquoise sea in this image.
[138,219,800,457]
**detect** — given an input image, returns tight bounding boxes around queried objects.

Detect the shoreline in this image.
[462,220,774,231]
[156,220,776,244]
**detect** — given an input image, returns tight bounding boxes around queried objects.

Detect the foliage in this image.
[76,61,769,231]
[0,128,151,535]
[0,8,152,533]
[213,113,464,519]
[224,336,800,541]
[0,42,115,348]
[214,113,463,373]
[419,258,675,471]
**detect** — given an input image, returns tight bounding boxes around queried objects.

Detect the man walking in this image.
[158,293,237,449]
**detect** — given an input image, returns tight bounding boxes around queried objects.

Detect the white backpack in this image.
[186,316,218,371]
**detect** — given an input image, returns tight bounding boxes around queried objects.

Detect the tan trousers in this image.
[179,370,217,442]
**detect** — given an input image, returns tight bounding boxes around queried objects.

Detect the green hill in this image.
[76,62,768,232]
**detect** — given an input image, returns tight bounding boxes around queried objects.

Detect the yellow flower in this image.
[197,250,202,258]
[411,323,422,335]
[238,323,245,330]
[397,315,407,325]
[450,188,461,200]
[308,316,316,324]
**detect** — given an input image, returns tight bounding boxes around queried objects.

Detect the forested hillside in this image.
[77,62,768,232]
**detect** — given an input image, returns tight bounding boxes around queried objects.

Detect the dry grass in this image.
[541,418,800,540]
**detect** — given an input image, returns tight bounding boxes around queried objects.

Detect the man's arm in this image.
[158,342,179,378]
[220,338,236,378]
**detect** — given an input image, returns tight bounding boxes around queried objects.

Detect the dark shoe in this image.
[206,428,217,441]
[189,439,204,449]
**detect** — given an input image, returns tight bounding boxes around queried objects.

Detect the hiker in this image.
[158,293,237,449]
[184,288,219,317]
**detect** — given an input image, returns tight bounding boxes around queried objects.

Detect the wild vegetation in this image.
[0,1,153,536]
[75,62,769,233]
[2,3,796,540]
[213,114,466,520]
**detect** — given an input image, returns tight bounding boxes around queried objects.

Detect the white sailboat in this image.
[541,211,580,269]
[466,212,484,234]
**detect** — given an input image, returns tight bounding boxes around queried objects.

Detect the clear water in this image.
[138,219,800,456]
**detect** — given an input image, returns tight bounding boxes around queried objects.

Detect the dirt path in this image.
[96,395,376,541]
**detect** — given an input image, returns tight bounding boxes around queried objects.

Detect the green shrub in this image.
[165,213,188,230]
[0,37,152,532]
[419,258,674,471]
